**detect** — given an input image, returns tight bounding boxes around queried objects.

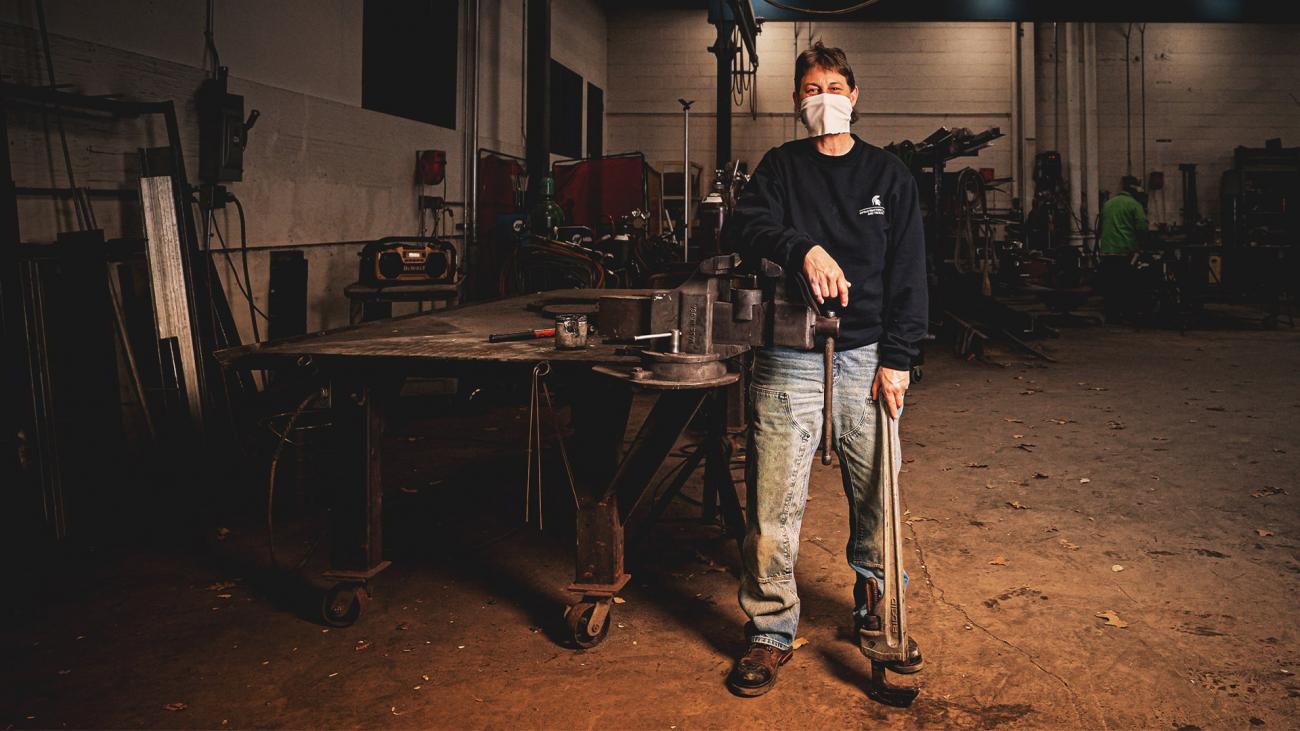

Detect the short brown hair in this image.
[794,41,858,123]
[794,41,857,92]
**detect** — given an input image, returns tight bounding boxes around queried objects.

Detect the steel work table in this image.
[216,289,746,645]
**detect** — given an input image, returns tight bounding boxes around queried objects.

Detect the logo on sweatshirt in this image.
[859,195,885,216]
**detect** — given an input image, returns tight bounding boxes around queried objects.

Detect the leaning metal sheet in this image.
[214,289,658,368]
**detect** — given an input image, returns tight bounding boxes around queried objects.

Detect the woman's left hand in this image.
[872,366,910,419]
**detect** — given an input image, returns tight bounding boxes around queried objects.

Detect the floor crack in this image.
[907,520,1098,730]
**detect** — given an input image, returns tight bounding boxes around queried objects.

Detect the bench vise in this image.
[591,253,839,388]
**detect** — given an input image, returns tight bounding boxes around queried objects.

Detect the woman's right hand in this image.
[803,245,851,307]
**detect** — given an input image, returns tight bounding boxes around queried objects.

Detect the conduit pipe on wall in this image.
[1019,23,1036,212]
[1064,22,1083,244]
[1009,22,1020,208]
[1083,22,1099,236]
[465,0,481,258]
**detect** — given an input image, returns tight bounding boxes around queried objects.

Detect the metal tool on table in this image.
[554,314,590,350]
[488,327,556,343]
[857,399,921,707]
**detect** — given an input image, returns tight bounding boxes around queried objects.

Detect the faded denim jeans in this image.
[739,342,905,652]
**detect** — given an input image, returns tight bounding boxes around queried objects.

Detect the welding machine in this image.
[358,237,459,285]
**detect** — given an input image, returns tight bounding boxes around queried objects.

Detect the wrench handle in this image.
[822,334,834,465]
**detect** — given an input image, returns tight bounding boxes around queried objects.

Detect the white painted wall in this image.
[554,0,607,153]
[3,0,606,338]
[0,1,365,105]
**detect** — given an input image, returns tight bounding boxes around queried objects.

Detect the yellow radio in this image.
[359,237,458,284]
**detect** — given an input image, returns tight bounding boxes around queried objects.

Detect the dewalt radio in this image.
[358,237,459,285]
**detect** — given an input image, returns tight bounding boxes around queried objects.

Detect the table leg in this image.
[320,375,391,626]
[703,389,746,548]
[563,385,709,647]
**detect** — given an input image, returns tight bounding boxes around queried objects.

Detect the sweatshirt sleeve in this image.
[879,174,929,370]
[723,150,815,273]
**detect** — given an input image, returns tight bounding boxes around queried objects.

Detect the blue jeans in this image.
[739,342,905,652]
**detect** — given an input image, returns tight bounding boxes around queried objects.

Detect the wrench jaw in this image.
[866,661,920,708]
[857,397,922,707]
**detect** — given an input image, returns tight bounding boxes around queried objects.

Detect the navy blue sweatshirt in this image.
[724,134,928,370]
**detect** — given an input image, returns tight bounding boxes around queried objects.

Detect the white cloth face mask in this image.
[799,92,854,137]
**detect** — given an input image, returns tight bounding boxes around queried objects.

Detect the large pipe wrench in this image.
[856,397,920,706]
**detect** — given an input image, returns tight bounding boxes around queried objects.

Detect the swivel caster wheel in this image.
[321,583,368,627]
[565,599,611,649]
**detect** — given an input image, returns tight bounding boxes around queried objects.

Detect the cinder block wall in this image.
[1098,24,1300,227]
[612,16,1300,232]
[607,11,1016,211]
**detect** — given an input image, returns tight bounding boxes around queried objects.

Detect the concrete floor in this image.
[5,315,1299,729]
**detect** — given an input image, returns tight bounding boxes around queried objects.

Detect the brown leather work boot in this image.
[726,642,794,697]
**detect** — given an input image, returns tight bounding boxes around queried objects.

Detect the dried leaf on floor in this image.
[791,637,809,650]
[1251,486,1286,498]
[612,597,627,604]
[1047,418,1072,425]
[1033,472,1049,479]
[1107,420,1126,430]
[1004,418,1024,423]
[1255,528,1274,537]
[1007,501,1029,510]
[1095,611,1129,628]
[966,462,989,469]
[396,622,410,631]
[354,639,371,652]
[988,556,1007,566]
[1059,539,1080,550]
[163,702,187,712]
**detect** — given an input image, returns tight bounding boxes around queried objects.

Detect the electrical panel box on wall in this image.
[197,68,252,183]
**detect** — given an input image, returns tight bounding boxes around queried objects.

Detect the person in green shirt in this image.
[1097,176,1148,323]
